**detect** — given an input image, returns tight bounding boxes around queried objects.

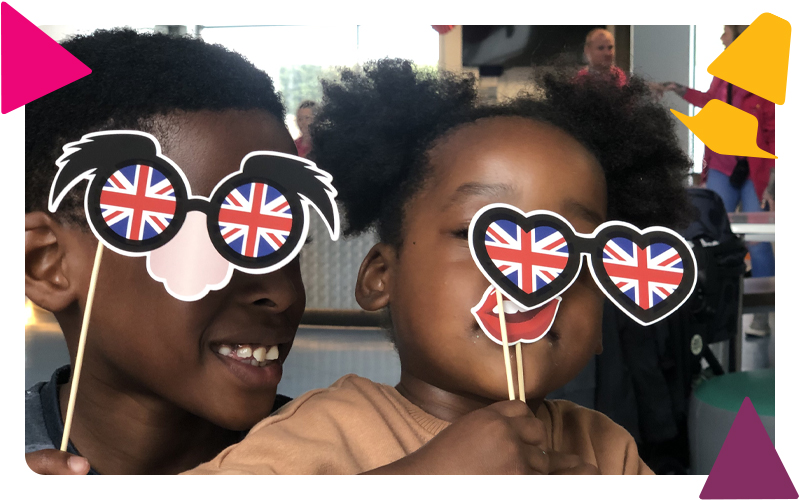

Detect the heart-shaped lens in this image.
[602,238,684,310]
[486,219,570,294]
[470,205,582,310]
[589,225,697,326]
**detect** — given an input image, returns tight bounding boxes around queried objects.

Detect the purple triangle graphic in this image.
[701,397,797,499]
[1,2,91,114]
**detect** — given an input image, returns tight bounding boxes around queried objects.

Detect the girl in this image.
[187,59,693,475]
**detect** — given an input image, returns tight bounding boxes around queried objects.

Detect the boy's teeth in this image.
[253,346,267,362]
[216,344,279,366]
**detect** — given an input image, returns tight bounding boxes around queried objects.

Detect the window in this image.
[690,25,725,174]
[200,25,439,139]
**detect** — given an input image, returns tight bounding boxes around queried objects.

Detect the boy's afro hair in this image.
[26,28,286,224]
[311,59,694,247]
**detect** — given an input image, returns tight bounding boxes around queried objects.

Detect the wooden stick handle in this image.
[61,242,104,452]
[496,288,515,401]
[516,343,526,403]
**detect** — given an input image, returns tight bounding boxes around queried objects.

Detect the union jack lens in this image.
[89,162,186,252]
[214,181,294,264]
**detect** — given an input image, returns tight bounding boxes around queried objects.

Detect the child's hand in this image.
[365,400,551,474]
[546,450,600,475]
[25,449,90,475]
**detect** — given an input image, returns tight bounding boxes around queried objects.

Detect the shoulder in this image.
[25,382,54,453]
[185,375,409,475]
[545,399,625,431]
[543,400,653,475]
[256,374,398,429]
[544,399,634,439]
[612,66,628,85]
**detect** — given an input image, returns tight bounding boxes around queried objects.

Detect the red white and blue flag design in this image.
[100,164,177,241]
[602,238,684,310]
[218,182,293,258]
[485,220,569,294]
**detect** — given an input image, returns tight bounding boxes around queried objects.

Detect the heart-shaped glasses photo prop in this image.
[469,203,697,327]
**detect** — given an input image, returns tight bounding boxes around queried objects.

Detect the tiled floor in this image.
[706,312,776,373]
[740,312,776,371]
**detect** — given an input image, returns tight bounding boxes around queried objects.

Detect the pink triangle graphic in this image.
[701,397,797,499]
[1,2,91,114]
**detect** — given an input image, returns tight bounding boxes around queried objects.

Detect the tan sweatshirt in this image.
[185,374,653,475]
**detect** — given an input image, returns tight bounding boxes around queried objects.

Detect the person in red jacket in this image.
[662,24,775,337]
[294,100,317,158]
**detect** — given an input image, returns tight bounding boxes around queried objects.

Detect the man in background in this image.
[294,100,316,158]
[576,28,627,86]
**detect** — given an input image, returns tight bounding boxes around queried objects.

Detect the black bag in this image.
[679,187,748,345]
[725,82,750,189]
[729,157,750,189]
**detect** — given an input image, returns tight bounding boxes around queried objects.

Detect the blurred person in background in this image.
[294,100,317,158]
[659,25,775,337]
[575,28,627,86]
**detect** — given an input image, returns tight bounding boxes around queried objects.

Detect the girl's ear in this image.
[25,212,83,313]
[355,243,396,311]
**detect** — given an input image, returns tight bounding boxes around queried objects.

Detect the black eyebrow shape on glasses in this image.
[50,132,161,210]
[48,131,339,240]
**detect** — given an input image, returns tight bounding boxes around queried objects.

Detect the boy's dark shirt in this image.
[25,365,292,474]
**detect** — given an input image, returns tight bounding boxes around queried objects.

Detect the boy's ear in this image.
[25,212,81,313]
[355,243,396,312]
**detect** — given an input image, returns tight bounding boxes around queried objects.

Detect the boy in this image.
[24,29,304,474]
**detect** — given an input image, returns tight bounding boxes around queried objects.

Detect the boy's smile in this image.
[362,116,609,419]
[48,110,305,432]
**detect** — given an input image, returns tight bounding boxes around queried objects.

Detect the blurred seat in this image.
[689,368,775,474]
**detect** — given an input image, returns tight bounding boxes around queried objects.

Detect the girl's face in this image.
[381,117,608,405]
[721,26,735,48]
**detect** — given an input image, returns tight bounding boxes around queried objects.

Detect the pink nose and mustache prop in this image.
[147,212,233,301]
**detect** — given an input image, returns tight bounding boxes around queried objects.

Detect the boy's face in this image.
[43,110,305,430]
[386,117,607,403]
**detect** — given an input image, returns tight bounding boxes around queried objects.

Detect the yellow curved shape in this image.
[708,12,791,105]
[671,100,777,159]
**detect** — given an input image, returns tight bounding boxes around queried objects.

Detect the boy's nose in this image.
[234,264,303,314]
[147,211,233,301]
